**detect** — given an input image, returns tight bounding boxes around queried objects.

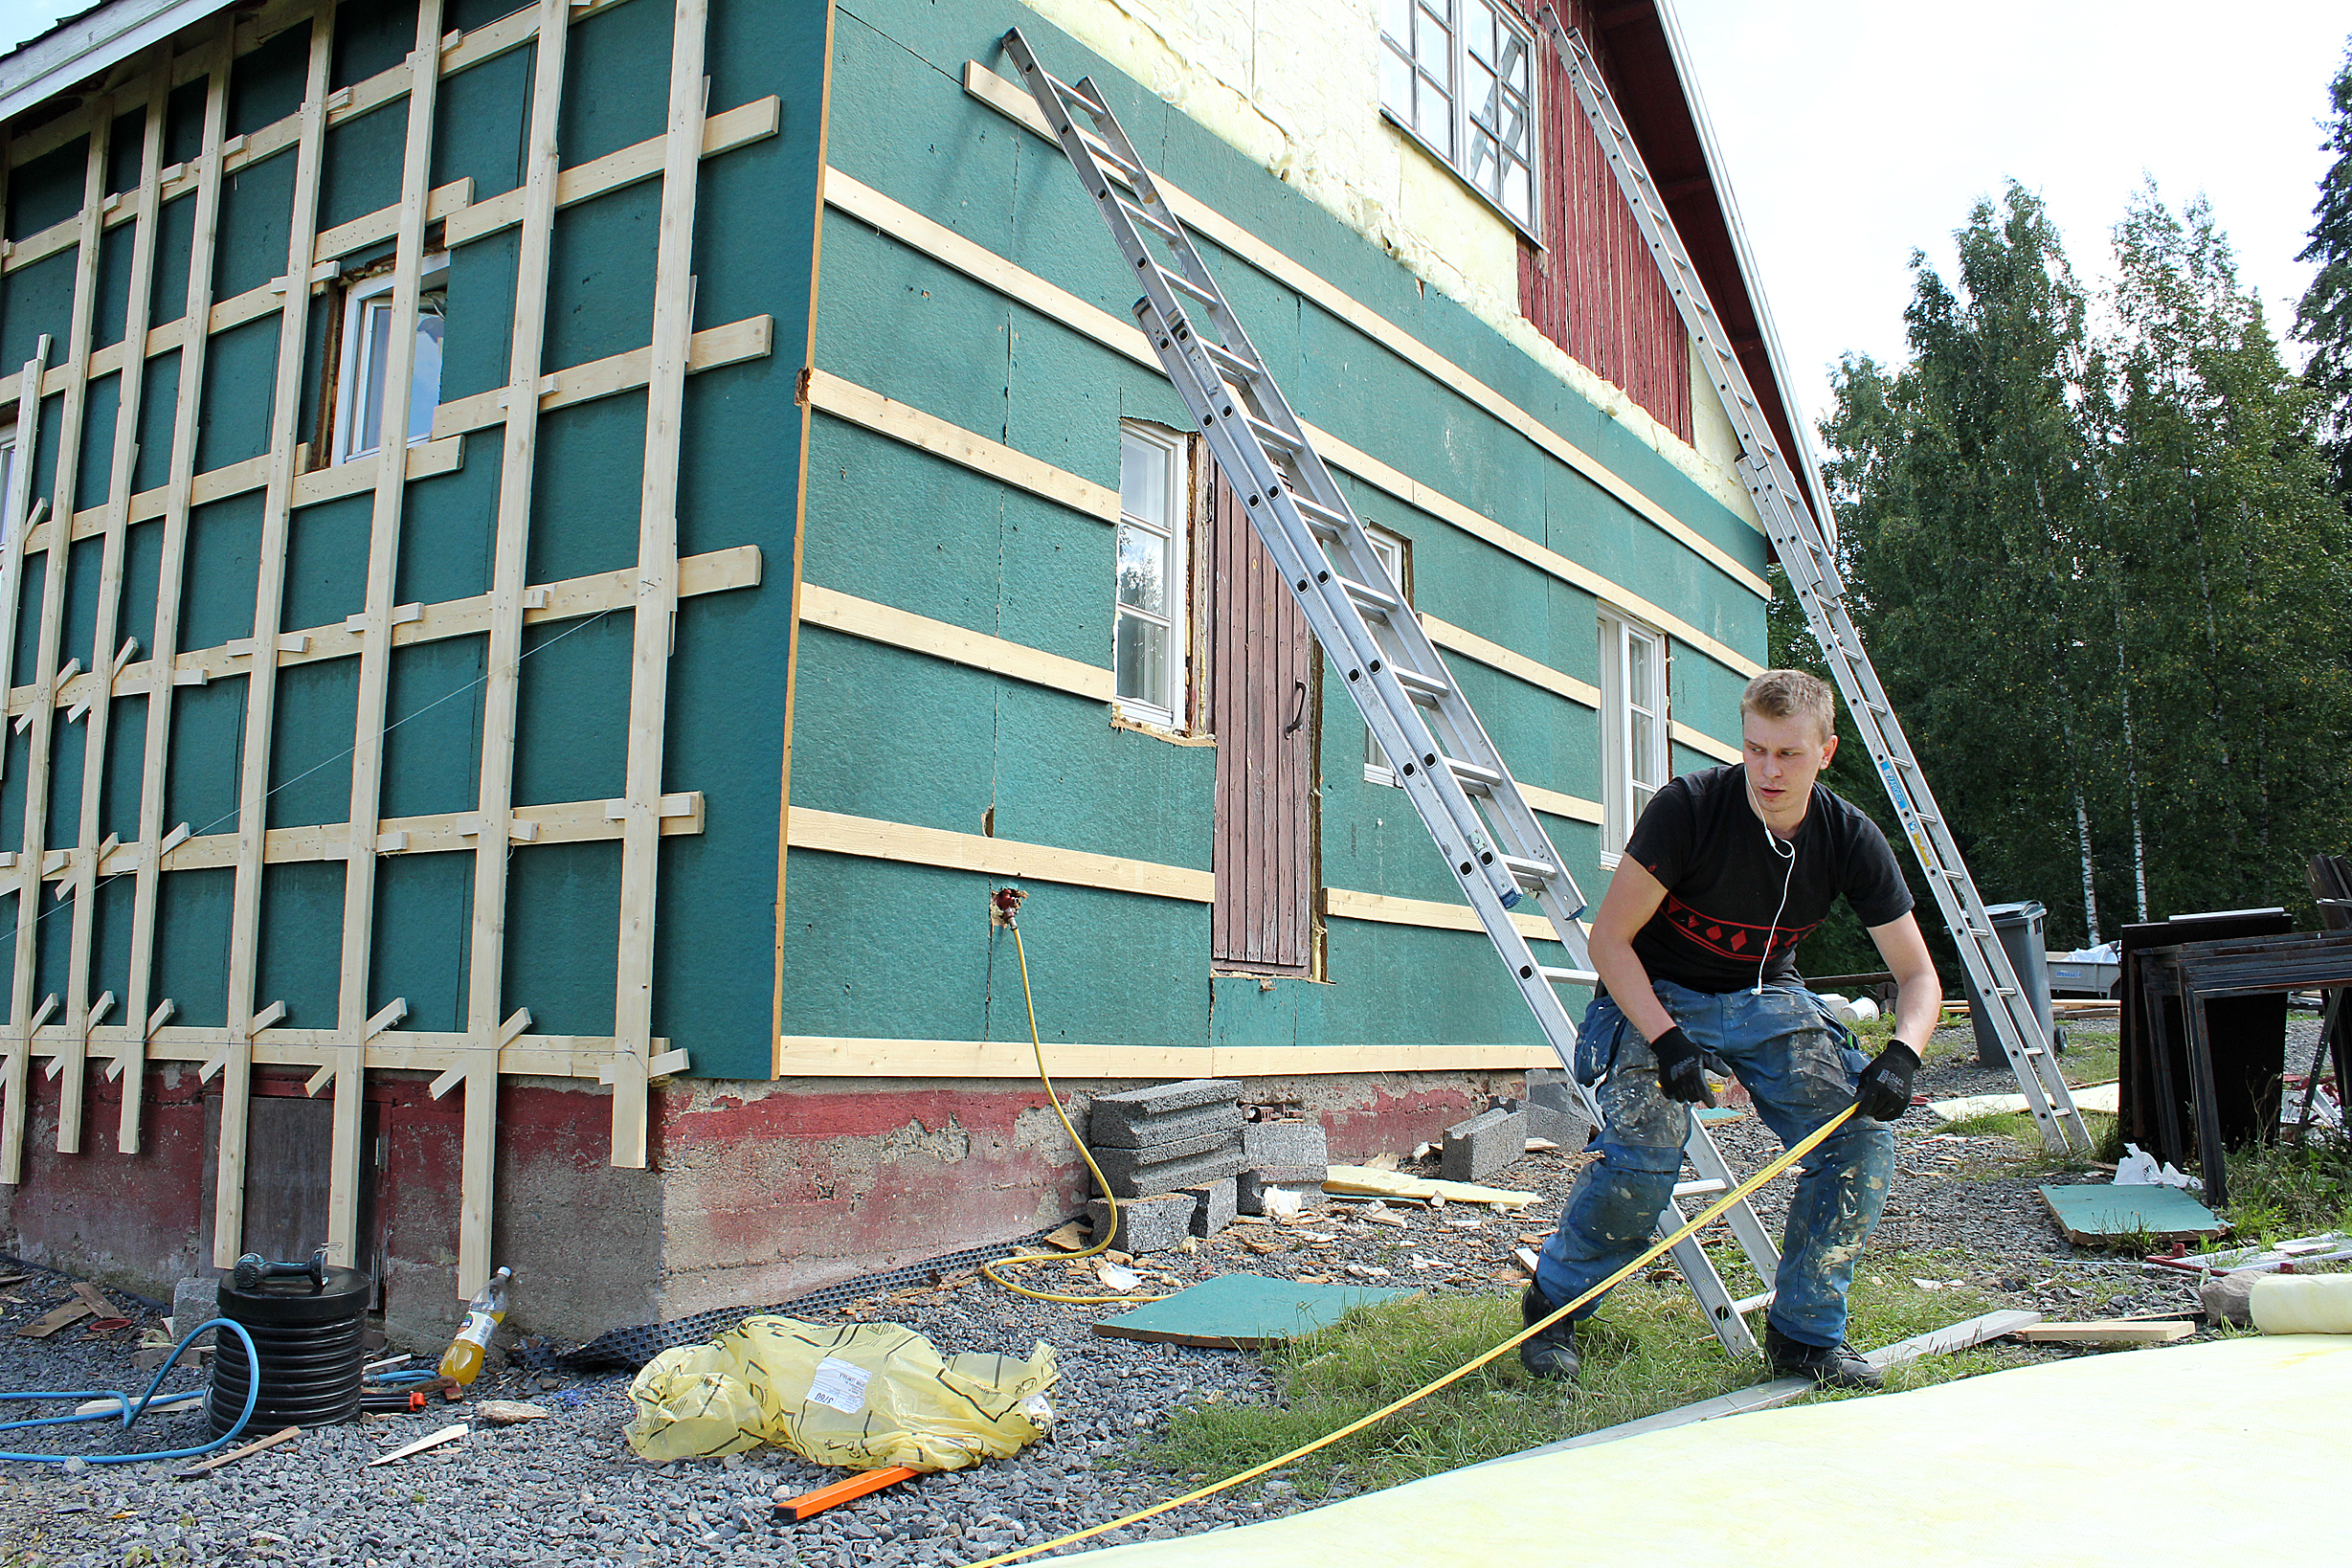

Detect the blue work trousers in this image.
[1534,978,1894,1350]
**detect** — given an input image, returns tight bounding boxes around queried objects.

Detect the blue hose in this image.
[0,1317,260,1465]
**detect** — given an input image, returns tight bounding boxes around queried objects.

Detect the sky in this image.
[1670,0,2348,441]
[0,0,2342,440]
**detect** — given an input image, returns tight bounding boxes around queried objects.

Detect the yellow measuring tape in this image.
[966,1100,1861,1567]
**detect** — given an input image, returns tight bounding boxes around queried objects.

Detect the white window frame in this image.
[1113,422,1193,729]
[332,254,450,465]
[1378,0,1538,238]
[1598,608,1669,862]
[1361,526,1411,785]
[0,422,16,552]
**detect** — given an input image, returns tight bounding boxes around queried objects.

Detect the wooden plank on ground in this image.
[15,1299,93,1338]
[2012,1320,2196,1346]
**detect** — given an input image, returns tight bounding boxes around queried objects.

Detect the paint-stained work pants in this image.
[1534,978,1894,1351]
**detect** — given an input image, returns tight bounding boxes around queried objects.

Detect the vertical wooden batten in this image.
[609,0,709,1168]
[321,0,450,1271]
[0,347,48,1180]
[119,27,232,1159]
[4,107,112,1185]
[458,0,571,1299]
[58,56,171,1155]
[213,7,336,1269]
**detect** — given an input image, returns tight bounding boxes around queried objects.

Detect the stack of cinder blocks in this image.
[1441,1074,1594,1184]
[1237,1114,1330,1215]
[1086,1079,1245,1254]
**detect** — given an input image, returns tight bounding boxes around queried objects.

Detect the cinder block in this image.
[1238,1168,1327,1214]
[1442,1106,1527,1184]
[1089,1079,1243,1145]
[1089,1123,1236,1168]
[1521,1100,1593,1148]
[1182,1177,1238,1238]
[1086,1100,1244,1151]
[1087,1193,1194,1255]
[1088,1140,1245,1198]
[1241,1120,1328,1173]
[171,1276,217,1348]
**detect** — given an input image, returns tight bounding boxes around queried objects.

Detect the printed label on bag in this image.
[805,1356,872,1414]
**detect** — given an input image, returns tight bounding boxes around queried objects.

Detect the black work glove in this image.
[1647,1025,1717,1108]
[1855,1041,1921,1122]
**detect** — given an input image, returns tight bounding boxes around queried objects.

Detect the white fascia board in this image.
[0,0,236,129]
[1654,0,1838,550]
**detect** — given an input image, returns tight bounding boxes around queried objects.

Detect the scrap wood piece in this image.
[2037,1183,2228,1247]
[366,1422,468,1466]
[1092,1270,1412,1349]
[1323,1164,1537,1208]
[71,1280,116,1316]
[172,1424,302,1480]
[2147,1231,2352,1275]
[776,1465,922,1522]
[470,1400,550,1424]
[1930,1081,2120,1120]
[1492,1310,2044,1465]
[2012,1320,2195,1346]
[75,1390,202,1418]
[15,1299,93,1337]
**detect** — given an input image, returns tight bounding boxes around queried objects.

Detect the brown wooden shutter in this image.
[1207,473,1316,973]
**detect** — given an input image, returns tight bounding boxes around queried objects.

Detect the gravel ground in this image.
[0,1014,2323,1567]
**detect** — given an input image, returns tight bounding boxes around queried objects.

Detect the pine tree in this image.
[2295,44,2352,499]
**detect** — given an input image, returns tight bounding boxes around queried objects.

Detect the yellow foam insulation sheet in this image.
[1072,1335,2352,1563]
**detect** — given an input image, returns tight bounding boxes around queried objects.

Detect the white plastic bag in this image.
[624,1315,1057,1469]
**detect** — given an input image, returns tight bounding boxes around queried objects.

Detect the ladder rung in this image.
[1154,267,1220,308]
[1445,756,1503,794]
[1729,1290,1775,1316]
[1393,664,1450,702]
[1672,1178,1727,1198]
[1243,411,1305,453]
[1536,965,1600,986]
[1117,195,1182,243]
[1201,340,1262,383]
[1052,75,1109,119]
[1335,573,1399,616]
[1076,132,1141,185]
[1290,495,1348,538]
[1500,853,1557,887]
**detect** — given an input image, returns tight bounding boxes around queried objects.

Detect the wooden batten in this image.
[458,0,571,1302]
[213,10,334,1271]
[4,109,109,1186]
[608,0,710,1176]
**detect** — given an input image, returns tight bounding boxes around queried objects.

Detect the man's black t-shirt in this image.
[1622,765,1913,993]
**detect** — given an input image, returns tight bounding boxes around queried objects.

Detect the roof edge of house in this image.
[0,0,235,133]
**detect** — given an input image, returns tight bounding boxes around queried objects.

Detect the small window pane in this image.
[1468,129,1499,191]
[1117,523,1169,616]
[1504,31,1529,93]
[1115,613,1170,708]
[1381,0,1414,46]
[1416,74,1452,152]
[1380,44,1413,117]
[1629,635,1655,712]
[1466,4,1493,65]
[408,303,445,445]
[1504,159,1531,223]
[1121,432,1169,524]
[1467,58,1497,128]
[1630,709,1658,785]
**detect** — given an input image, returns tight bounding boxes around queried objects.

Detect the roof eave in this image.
[0,0,235,131]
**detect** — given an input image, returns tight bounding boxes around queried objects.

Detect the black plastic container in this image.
[208,1264,370,1436]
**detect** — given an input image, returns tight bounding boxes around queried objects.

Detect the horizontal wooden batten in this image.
[960,61,1774,584]
[1322,885,1579,948]
[798,584,1112,700]
[444,95,780,247]
[788,807,1212,904]
[771,1036,1556,1079]
[10,545,761,717]
[800,369,1120,523]
[1671,722,1742,765]
[23,1029,675,1084]
[1422,615,1601,708]
[819,167,1763,681]
[433,315,773,439]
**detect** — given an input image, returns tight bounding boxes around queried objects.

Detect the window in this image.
[1378,0,1535,234]
[0,424,15,549]
[332,258,448,465]
[1599,609,1668,857]
[1114,423,1193,727]
[1361,526,1412,785]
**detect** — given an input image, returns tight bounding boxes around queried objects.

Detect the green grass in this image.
[2214,1137,2352,1245]
[1137,1255,2020,1500]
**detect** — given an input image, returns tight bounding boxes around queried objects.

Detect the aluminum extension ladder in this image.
[1001,29,1786,1356]
[1538,11,2090,1154]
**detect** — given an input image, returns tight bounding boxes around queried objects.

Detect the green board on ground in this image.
[2037,1182,2228,1246]
[1092,1273,1413,1349]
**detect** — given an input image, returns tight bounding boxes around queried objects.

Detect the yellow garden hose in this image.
[966,1100,1861,1567]
[980,916,1171,1308]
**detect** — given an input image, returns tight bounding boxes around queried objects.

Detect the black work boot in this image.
[1519,1283,1579,1383]
[1763,1324,1883,1390]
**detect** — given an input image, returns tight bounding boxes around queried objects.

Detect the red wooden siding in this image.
[1512,0,1692,443]
[1208,474,1316,973]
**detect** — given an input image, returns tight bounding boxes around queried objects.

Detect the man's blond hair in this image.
[1740,669,1836,745]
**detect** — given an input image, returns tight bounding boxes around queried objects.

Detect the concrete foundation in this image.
[2,1065,1518,1343]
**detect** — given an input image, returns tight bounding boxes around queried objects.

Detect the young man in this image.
[1522,669,1941,1388]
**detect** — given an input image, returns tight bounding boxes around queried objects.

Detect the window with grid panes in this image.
[1599,609,1669,858]
[1114,423,1193,727]
[333,258,449,465]
[1378,0,1536,234]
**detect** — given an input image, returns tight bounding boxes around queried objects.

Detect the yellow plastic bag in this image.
[623,1315,1058,1468]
